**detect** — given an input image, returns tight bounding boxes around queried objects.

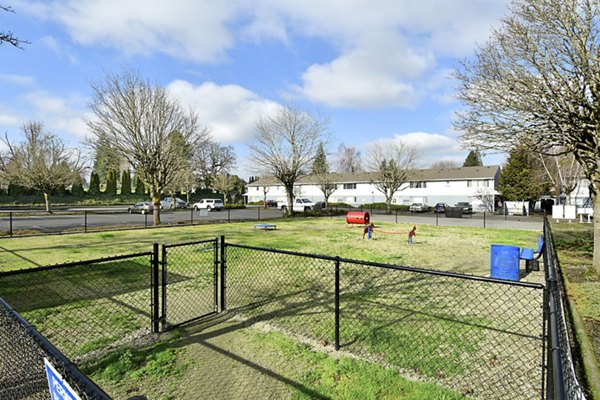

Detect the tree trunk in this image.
[385,192,392,214]
[594,193,600,276]
[150,188,161,226]
[286,185,294,215]
[43,192,52,213]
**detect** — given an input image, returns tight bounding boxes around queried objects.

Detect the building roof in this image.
[247,165,501,187]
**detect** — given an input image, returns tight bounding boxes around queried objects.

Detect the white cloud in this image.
[42,0,241,62]
[20,91,89,142]
[0,74,34,86]
[26,0,508,109]
[296,32,433,108]
[0,114,20,125]
[263,0,507,109]
[365,131,465,167]
[39,36,79,64]
[166,80,280,142]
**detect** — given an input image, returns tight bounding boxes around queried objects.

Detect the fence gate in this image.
[161,239,219,330]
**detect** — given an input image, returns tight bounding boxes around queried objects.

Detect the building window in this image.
[343,183,357,190]
[482,180,489,187]
[467,180,473,187]
[410,181,426,188]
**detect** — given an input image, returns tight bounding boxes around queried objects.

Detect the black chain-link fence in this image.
[0,298,111,400]
[161,239,219,329]
[543,217,586,400]
[222,242,545,399]
[0,252,155,361]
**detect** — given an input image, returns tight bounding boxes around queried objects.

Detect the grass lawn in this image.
[0,217,545,399]
[0,217,541,275]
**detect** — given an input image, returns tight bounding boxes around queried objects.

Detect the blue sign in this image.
[44,358,82,400]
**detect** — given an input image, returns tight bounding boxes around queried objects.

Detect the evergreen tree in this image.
[105,168,117,195]
[463,150,483,167]
[88,171,101,195]
[311,142,337,208]
[134,175,146,196]
[498,147,545,201]
[120,169,132,195]
[8,182,26,196]
[92,134,122,183]
[71,177,85,196]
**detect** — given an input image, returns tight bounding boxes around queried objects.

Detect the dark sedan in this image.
[455,202,473,214]
[434,203,448,213]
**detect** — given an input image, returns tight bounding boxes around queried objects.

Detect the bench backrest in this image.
[536,235,544,253]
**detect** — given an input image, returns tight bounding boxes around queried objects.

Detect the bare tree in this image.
[454,0,600,274]
[430,160,460,169]
[1,5,29,49]
[0,122,85,212]
[193,143,236,189]
[211,174,236,205]
[87,69,209,225]
[249,105,327,214]
[336,144,362,173]
[366,142,419,214]
[534,149,582,205]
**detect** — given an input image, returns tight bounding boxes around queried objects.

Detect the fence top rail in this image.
[225,242,545,290]
[0,297,112,400]
[0,251,154,277]
[163,238,218,249]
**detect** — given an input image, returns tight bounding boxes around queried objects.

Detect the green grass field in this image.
[0,217,546,399]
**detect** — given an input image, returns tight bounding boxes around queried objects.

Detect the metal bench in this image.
[519,235,544,272]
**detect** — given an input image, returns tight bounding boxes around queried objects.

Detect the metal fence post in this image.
[436,211,439,226]
[9,212,13,237]
[144,213,148,228]
[84,210,88,233]
[152,243,159,333]
[161,244,167,331]
[228,208,231,223]
[190,208,194,226]
[213,238,219,312]
[334,256,340,350]
[483,211,486,229]
[395,209,398,223]
[220,235,227,311]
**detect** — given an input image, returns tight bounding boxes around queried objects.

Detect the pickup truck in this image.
[278,198,317,212]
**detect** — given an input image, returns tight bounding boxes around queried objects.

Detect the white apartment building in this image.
[245,165,501,210]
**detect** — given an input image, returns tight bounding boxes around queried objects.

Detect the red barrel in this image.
[346,211,370,225]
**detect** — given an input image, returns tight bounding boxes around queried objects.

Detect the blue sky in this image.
[1,0,510,179]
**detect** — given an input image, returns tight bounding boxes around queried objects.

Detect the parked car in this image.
[409,203,427,213]
[264,200,277,207]
[160,197,188,210]
[278,198,317,212]
[455,202,473,214]
[128,202,154,214]
[193,198,223,211]
[434,203,448,213]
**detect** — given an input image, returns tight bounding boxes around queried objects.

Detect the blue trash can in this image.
[490,244,520,281]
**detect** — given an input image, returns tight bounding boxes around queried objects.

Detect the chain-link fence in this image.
[161,239,219,329]
[0,298,111,400]
[543,217,587,400]
[0,252,155,361]
[222,242,545,399]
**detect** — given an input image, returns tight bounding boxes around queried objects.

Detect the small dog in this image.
[363,223,375,239]
[408,226,417,244]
